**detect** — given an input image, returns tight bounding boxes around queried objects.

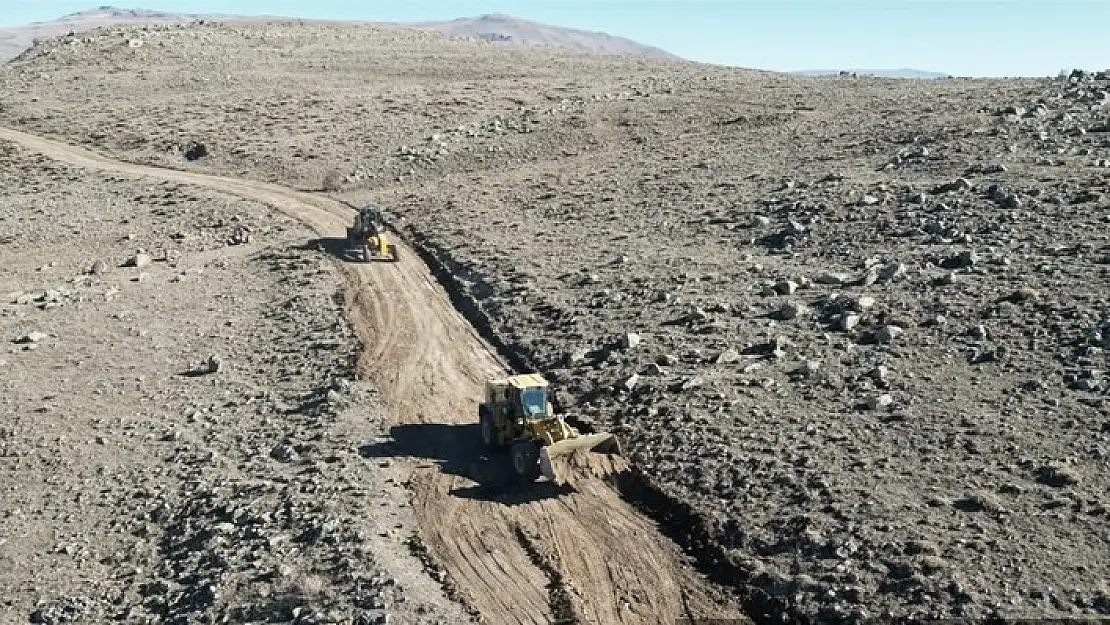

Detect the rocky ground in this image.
[1,18,1108,624]
[0,140,471,625]
[385,71,1110,621]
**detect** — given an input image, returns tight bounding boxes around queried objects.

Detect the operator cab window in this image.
[520,387,547,418]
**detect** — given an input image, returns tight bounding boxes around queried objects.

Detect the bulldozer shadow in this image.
[299,237,394,264]
[299,237,355,262]
[358,422,576,506]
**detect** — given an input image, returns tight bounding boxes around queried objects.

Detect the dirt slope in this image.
[0,126,745,625]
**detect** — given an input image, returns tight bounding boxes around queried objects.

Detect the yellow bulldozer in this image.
[478,373,623,482]
[346,205,398,262]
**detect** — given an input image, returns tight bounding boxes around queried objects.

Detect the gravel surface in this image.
[2,19,1108,623]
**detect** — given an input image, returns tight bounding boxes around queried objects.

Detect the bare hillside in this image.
[793,68,953,79]
[1,7,677,65]
[1,17,1108,625]
[404,13,677,59]
[0,6,256,63]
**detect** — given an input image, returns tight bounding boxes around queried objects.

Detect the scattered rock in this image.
[619,373,640,391]
[932,177,973,194]
[227,226,251,245]
[270,444,299,463]
[774,279,798,295]
[867,394,893,410]
[123,252,153,268]
[13,331,47,344]
[679,376,705,391]
[184,140,208,161]
[1035,464,1080,487]
[919,555,948,575]
[29,596,92,625]
[777,300,807,321]
[877,262,907,283]
[191,355,222,375]
[1004,286,1039,303]
[870,366,889,384]
[941,250,978,269]
[795,360,821,377]
[814,271,846,285]
[853,295,876,311]
[904,539,939,556]
[873,325,904,344]
[715,348,741,364]
[7,37,1110,625]
[838,314,861,331]
[955,490,1004,513]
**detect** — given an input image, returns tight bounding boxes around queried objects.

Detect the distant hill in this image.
[402,13,679,60]
[1,7,680,65]
[0,6,257,63]
[793,68,953,79]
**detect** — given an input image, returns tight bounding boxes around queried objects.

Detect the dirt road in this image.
[0,126,746,625]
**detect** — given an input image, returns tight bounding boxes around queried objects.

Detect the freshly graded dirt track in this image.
[0,126,745,625]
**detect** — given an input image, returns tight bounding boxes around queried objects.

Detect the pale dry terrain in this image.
[0,7,677,65]
[0,6,255,64]
[2,17,1109,625]
[404,13,676,59]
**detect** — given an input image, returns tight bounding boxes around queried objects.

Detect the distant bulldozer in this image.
[478,373,623,483]
[346,205,398,262]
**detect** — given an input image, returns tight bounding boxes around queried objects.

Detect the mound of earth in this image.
[1,18,1108,624]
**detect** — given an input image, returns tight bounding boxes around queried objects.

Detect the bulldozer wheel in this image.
[478,406,501,451]
[510,439,541,482]
[388,245,399,262]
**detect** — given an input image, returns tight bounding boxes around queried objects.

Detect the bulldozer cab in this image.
[507,374,550,421]
[345,204,399,263]
[487,374,551,421]
[357,207,383,234]
[519,385,548,419]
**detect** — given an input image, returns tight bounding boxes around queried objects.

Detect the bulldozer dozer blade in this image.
[538,432,622,482]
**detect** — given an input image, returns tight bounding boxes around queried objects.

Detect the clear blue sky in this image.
[2,1,1107,77]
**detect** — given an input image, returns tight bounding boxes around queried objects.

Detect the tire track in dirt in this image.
[0,127,748,625]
